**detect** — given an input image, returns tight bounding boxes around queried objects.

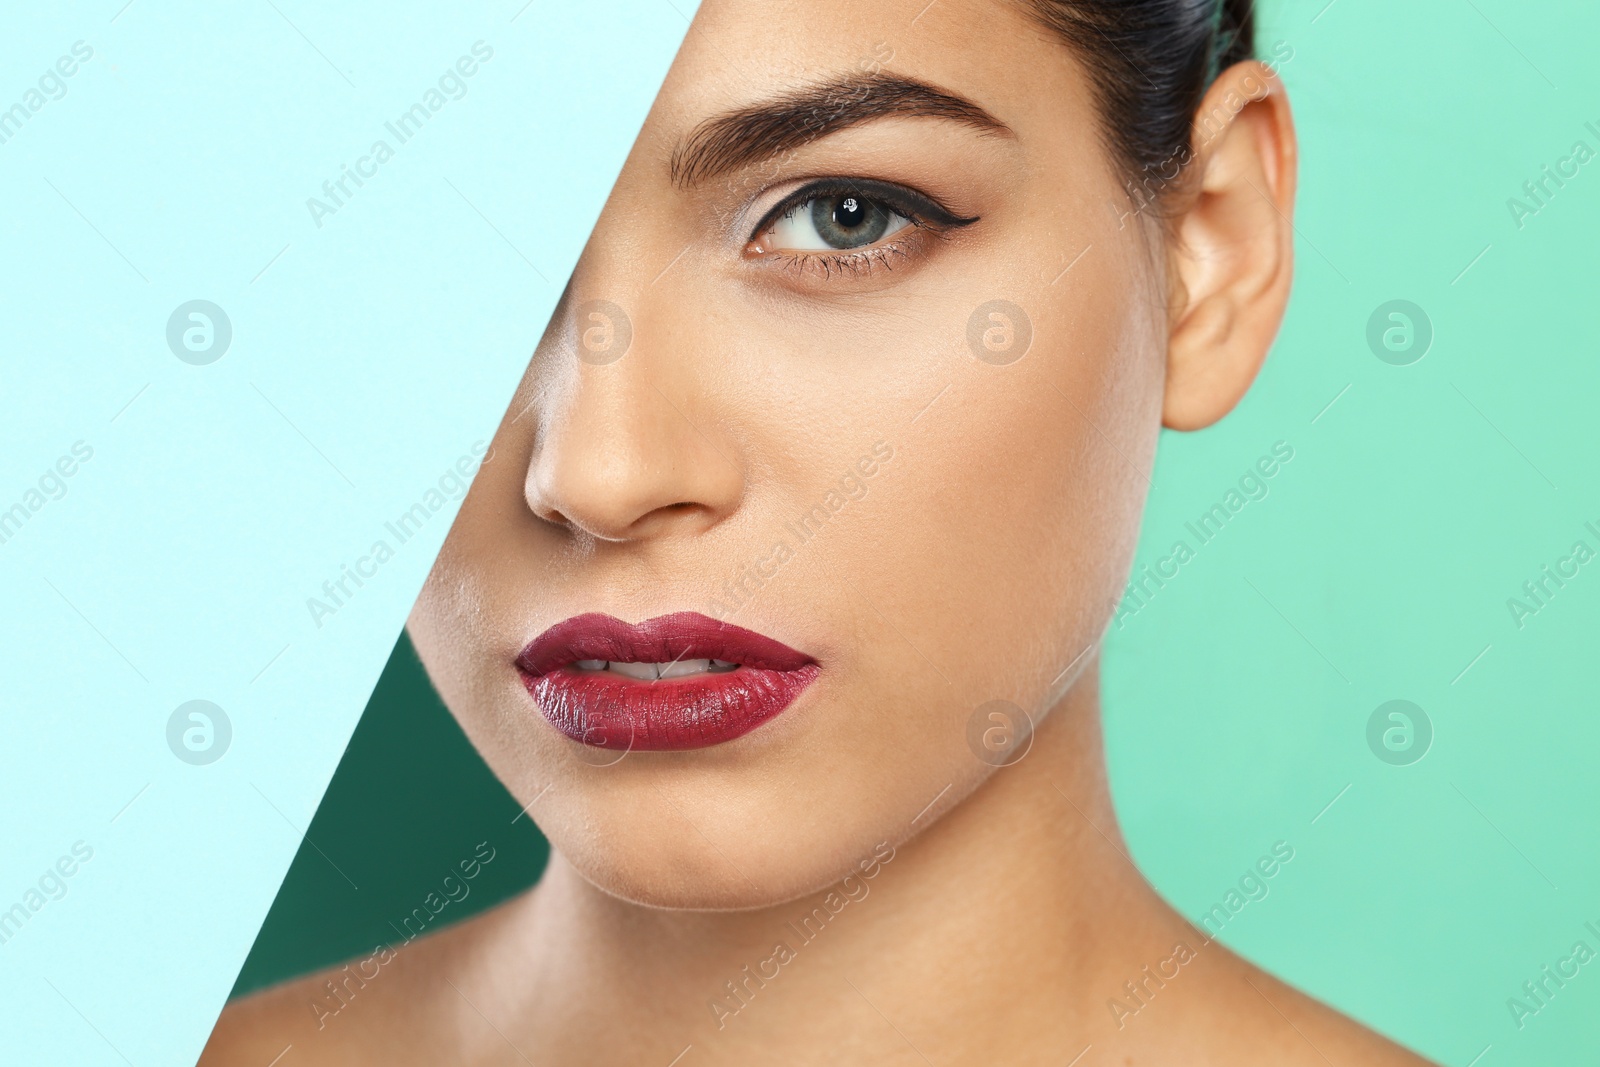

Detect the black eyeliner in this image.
[749,177,979,239]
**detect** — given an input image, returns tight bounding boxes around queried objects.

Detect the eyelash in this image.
[746,178,977,280]
[768,244,913,280]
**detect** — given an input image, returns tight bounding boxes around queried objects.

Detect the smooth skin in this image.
[205,0,1436,1063]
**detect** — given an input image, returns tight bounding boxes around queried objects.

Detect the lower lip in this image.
[520,663,821,751]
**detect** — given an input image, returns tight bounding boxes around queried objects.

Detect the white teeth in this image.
[571,659,742,679]
[658,658,713,679]
[609,661,660,681]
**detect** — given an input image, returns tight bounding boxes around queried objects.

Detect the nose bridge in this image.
[525,257,742,542]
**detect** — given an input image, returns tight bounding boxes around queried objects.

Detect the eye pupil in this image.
[837,197,863,226]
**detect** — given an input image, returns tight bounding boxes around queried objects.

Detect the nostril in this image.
[531,500,705,539]
[524,386,745,540]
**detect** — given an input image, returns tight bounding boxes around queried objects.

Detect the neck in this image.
[491,664,1197,1063]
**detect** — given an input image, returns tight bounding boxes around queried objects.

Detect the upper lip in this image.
[516,612,816,676]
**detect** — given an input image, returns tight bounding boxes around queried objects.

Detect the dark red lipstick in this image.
[515,612,820,751]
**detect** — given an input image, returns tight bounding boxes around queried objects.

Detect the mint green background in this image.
[0,2,690,1064]
[1111,1,1600,1063]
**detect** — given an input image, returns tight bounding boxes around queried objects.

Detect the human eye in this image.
[743,177,977,279]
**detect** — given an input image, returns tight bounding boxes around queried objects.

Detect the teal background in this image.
[239,2,1600,1064]
[0,1,690,1064]
[1111,1,1600,1063]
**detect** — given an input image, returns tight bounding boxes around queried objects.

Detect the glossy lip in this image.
[515,612,820,752]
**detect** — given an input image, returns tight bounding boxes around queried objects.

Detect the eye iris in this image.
[811,192,891,249]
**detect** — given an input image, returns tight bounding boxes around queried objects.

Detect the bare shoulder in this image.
[1210,953,1439,1067]
[199,900,513,1066]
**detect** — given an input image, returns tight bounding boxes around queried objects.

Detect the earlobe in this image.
[1162,60,1298,432]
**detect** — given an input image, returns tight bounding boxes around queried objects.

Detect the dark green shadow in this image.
[230,630,549,997]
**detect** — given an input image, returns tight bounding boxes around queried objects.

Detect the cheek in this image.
[407,429,542,750]
[825,282,1162,720]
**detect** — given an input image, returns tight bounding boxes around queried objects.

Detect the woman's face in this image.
[410,0,1184,908]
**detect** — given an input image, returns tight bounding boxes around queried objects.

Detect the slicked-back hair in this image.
[1025,0,1255,201]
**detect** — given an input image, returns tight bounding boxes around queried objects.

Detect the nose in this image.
[524,286,745,543]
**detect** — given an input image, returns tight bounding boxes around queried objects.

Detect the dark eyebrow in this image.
[670,73,1011,187]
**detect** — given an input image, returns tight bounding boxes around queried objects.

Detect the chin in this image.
[535,772,910,912]
[554,831,841,912]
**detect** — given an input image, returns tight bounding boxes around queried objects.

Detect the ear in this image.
[1162,60,1298,431]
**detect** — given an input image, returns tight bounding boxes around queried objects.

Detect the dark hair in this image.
[1026,0,1255,198]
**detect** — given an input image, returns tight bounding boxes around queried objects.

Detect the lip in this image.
[515,612,820,751]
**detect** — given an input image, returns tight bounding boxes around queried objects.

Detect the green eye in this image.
[769,191,911,251]
[745,178,979,277]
